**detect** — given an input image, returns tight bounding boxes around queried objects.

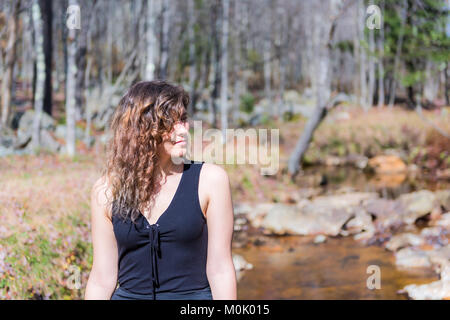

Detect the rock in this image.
[232,254,253,271]
[341,208,376,242]
[55,124,85,141]
[40,130,62,153]
[367,155,407,174]
[420,227,444,238]
[260,193,378,236]
[312,192,379,208]
[398,190,437,224]
[385,233,425,251]
[435,190,450,211]
[343,208,374,235]
[399,265,450,300]
[432,212,450,229]
[0,126,16,148]
[235,202,275,229]
[364,198,406,231]
[313,235,327,244]
[16,110,56,148]
[395,247,433,268]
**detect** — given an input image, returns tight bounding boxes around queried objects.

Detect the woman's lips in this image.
[174,140,186,145]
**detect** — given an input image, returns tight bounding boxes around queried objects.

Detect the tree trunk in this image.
[231,0,242,126]
[159,0,171,79]
[65,0,78,157]
[445,62,449,106]
[377,0,385,108]
[1,0,21,127]
[31,0,45,151]
[357,0,368,110]
[368,25,375,107]
[220,0,229,142]
[188,0,197,117]
[39,0,52,116]
[210,1,221,129]
[145,0,159,80]
[388,0,407,108]
[263,0,273,115]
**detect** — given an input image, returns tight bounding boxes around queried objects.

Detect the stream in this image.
[232,166,449,299]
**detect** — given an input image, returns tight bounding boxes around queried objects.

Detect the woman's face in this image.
[158,119,189,160]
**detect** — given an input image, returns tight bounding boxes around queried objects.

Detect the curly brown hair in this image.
[102,80,189,223]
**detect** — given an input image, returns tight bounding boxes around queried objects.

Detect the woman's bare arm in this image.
[202,163,237,300]
[84,176,118,299]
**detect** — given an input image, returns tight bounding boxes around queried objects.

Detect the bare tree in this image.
[31,0,45,151]
[39,0,52,116]
[220,0,229,142]
[263,0,273,113]
[187,0,196,116]
[288,0,352,179]
[377,0,385,108]
[1,0,21,127]
[159,0,171,79]
[65,0,78,156]
[145,0,159,80]
[388,0,407,108]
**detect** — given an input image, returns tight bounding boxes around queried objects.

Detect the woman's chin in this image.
[171,148,187,159]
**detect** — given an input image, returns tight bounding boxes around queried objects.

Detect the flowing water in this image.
[233,166,448,300]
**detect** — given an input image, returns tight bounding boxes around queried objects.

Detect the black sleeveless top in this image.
[111,160,209,298]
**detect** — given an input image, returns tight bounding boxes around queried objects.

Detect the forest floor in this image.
[0,106,449,299]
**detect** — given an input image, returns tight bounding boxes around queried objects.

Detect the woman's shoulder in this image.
[200,162,230,185]
[91,175,114,221]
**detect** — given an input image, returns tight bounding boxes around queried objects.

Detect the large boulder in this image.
[260,192,378,236]
[16,110,56,147]
[397,190,437,224]
[364,191,438,231]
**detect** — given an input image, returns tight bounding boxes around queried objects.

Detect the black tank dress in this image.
[110,160,212,300]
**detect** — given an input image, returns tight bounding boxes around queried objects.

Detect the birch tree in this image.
[31,0,45,151]
[65,0,78,157]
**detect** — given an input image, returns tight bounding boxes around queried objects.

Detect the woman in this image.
[84,80,237,300]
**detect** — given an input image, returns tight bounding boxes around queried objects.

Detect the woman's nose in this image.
[175,121,189,134]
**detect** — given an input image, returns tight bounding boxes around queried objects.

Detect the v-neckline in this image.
[138,162,187,227]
